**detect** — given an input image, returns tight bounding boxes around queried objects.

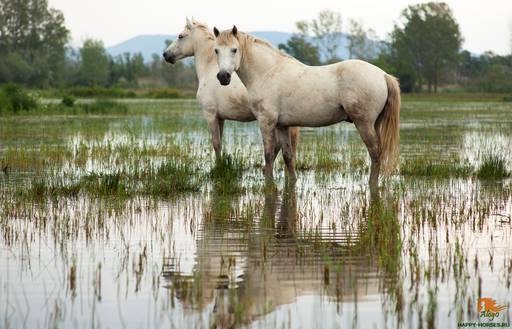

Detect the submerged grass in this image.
[21,159,202,199]
[401,154,510,180]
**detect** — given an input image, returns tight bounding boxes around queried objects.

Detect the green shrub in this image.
[61,94,76,107]
[0,83,38,113]
[503,95,512,102]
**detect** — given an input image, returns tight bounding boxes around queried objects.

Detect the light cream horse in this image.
[213,26,400,187]
[163,19,299,164]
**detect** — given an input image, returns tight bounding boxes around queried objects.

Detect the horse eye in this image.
[214,49,219,54]
[231,48,237,54]
[178,34,184,39]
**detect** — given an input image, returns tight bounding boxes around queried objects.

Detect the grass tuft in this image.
[209,154,246,195]
[144,160,202,196]
[477,154,510,180]
[401,159,473,178]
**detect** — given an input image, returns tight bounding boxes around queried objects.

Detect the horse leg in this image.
[355,121,381,188]
[258,118,278,180]
[206,115,222,160]
[277,127,296,180]
[218,118,225,145]
[290,127,299,157]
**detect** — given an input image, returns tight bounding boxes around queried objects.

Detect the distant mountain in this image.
[107,35,172,60]
[107,31,352,62]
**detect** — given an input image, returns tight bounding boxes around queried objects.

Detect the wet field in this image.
[0,99,511,329]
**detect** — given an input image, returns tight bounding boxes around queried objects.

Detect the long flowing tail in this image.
[377,75,401,176]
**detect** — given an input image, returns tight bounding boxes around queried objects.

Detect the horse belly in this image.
[279,104,348,127]
[219,108,255,122]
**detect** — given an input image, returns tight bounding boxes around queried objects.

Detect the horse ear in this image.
[213,27,220,38]
[232,25,238,37]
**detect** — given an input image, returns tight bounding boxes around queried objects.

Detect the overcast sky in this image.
[48,0,511,55]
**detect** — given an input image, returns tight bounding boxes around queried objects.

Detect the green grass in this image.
[209,154,247,195]
[296,148,344,172]
[0,83,130,115]
[63,86,137,98]
[401,159,473,178]
[77,100,128,114]
[144,160,202,196]
[21,159,202,199]
[35,87,196,99]
[143,88,182,99]
[477,154,510,179]
[402,92,508,102]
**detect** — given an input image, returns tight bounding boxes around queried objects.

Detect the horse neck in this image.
[193,36,215,81]
[237,39,285,90]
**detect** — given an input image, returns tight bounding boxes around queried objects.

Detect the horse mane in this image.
[217,30,293,60]
[188,21,215,41]
[186,20,216,63]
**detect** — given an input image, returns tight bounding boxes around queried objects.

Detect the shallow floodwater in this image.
[1,100,511,329]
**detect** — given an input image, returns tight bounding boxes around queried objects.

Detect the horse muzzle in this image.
[162,52,176,64]
[217,71,231,86]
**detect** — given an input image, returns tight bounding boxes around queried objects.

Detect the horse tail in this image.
[377,74,401,176]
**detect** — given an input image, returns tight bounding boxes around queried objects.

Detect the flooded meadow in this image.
[1,99,511,329]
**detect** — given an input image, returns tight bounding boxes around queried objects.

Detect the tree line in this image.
[1,0,511,93]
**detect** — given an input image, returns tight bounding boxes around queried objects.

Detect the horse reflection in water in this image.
[162,182,402,328]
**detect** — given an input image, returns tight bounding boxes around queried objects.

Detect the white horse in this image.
[212,26,400,187]
[163,19,299,165]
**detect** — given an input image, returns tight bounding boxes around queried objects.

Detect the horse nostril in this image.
[162,52,167,59]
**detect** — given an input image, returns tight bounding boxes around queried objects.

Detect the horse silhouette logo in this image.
[478,298,507,321]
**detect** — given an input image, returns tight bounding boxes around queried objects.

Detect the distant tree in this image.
[0,0,69,86]
[62,48,80,86]
[147,43,197,90]
[459,51,512,92]
[391,2,463,92]
[299,10,343,62]
[278,22,321,65]
[77,39,109,87]
[279,36,321,65]
[346,19,379,60]
[110,52,148,86]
